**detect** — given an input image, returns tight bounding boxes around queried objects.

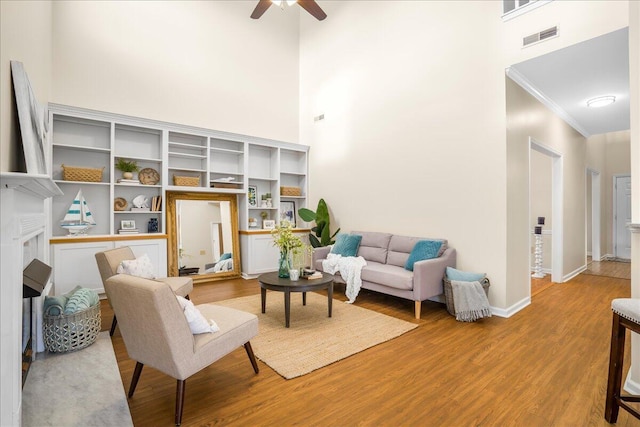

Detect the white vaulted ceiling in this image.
[509,27,630,137]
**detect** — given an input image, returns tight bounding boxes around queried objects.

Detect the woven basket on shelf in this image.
[61,164,104,182]
[43,303,101,353]
[280,186,301,196]
[443,277,490,316]
[173,175,200,187]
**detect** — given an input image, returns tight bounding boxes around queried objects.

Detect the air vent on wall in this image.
[523,26,558,47]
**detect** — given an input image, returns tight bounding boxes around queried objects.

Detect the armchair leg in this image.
[175,379,186,426]
[128,362,144,398]
[244,342,259,374]
[414,301,421,320]
[110,316,118,336]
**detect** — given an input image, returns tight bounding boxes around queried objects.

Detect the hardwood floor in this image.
[584,260,632,280]
[101,273,640,426]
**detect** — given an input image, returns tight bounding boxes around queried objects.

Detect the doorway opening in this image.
[530,138,563,284]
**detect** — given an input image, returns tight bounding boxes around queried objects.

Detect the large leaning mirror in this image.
[166,191,241,283]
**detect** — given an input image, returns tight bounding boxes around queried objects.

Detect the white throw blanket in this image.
[451,280,492,322]
[322,253,367,303]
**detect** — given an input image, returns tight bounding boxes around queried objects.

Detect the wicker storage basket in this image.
[43,303,101,353]
[61,164,104,182]
[173,175,200,187]
[443,277,490,316]
[280,186,302,196]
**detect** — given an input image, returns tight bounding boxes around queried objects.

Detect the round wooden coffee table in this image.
[258,271,334,328]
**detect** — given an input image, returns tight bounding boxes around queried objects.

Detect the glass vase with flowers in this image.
[271,220,304,278]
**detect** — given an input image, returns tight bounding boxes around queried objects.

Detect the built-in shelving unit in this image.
[47,104,310,278]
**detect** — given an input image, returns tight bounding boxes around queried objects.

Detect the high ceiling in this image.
[509,27,629,137]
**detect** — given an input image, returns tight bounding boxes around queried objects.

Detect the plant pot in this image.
[123,171,134,179]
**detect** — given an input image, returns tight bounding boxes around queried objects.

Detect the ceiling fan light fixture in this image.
[587,95,616,108]
[271,0,296,6]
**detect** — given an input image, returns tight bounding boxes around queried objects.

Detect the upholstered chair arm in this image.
[412,248,457,301]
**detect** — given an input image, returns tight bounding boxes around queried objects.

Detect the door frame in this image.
[587,168,601,261]
[529,137,563,283]
[613,174,632,259]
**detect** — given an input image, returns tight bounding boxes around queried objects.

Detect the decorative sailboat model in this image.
[60,189,96,235]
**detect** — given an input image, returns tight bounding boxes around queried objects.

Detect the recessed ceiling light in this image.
[587,96,616,108]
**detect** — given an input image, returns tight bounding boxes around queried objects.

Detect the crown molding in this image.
[506,67,591,138]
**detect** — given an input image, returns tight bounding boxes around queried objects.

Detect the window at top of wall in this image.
[503,0,552,22]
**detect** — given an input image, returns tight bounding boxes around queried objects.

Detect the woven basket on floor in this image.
[43,303,101,352]
[443,277,490,316]
[61,164,104,182]
[173,175,200,186]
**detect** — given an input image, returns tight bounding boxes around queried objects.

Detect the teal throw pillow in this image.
[219,253,232,261]
[446,266,486,282]
[405,240,443,271]
[331,234,362,257]
[64,288,99,315]
[43,295,68,316]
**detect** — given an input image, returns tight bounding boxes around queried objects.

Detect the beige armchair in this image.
[105,274,259,426]
[95,246,193,336]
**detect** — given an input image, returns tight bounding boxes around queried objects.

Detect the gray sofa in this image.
[312,231,456,319]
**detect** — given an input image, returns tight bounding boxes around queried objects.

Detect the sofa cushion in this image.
[405,240,443,271]
[387,235,448,267]
[353,231,392,264]
[331,233,362,257]
[361,262,414,290]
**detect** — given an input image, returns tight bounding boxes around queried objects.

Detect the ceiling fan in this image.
[251,0,327,21]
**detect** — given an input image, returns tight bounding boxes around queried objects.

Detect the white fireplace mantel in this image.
[1,172,61,427]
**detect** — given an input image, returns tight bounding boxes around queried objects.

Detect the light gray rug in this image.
[22,331,133,427]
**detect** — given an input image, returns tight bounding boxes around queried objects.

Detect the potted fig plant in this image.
[298,199,340,248]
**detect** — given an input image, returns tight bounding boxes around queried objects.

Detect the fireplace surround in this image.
[0,172,61,426]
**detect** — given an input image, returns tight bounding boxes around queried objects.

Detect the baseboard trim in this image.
[602,253,615,261]
[625,369,640,395]
[563,265,586,282]
[491,296,531,318]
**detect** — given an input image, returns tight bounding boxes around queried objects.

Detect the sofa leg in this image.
[414,301,421,319]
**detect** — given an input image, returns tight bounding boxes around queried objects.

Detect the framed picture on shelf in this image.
[248,185,257,207]
[263,220,276,230]
[280,201,296,227]
[120,220,136,230]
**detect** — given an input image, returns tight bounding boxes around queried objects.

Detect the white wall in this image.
[51,1,300,142]
[300,1,629,312]
[0,1,53,172]
[300,1,509,306]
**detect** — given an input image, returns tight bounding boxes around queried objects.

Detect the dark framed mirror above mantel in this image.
[166,191,241,283]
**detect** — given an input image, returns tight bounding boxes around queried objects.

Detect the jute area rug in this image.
[216,292,418,379]
[22,331,133,427]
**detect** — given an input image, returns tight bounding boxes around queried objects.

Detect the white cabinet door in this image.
[240,232,309,278]
[115,239,167,277]
[52,241,112,295]
[52,238,168,296]
[240,234,279,278]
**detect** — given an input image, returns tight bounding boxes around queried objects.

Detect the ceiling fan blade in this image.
[298,0,327,21]
[251,0,272,19]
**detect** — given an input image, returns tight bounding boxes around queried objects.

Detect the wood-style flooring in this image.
[101,271,639,426]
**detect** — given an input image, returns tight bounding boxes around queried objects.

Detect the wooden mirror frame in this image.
[166,191,241,283]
